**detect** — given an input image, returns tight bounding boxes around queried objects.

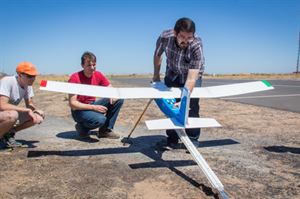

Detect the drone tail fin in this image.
[145,117,221,130]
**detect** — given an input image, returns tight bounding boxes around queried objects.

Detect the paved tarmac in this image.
[203,79,300,113]
[112,78,300,114]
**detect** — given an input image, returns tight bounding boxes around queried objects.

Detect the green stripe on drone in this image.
[261,80,272,87]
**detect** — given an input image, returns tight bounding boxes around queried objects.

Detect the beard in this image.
[175,38,188,49]
[179,42,188,48]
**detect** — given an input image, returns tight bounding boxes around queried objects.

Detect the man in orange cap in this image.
[0,62,44,150]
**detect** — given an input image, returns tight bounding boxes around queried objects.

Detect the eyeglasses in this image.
[177,32,194,43]
[22,73,36,79]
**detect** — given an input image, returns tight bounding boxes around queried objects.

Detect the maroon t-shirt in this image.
[68,70,110,104]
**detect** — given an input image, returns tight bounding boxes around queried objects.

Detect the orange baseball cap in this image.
[16,62,38,76]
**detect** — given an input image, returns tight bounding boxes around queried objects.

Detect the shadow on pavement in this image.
[264,146,300,154]
[198,139,239,148]
[17,140,39,148]
[56,131,99,143]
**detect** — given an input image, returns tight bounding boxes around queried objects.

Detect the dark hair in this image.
[174,17,196,34]
[81,51,97,65]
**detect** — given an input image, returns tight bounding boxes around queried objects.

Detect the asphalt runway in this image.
[112,78,300,114]
[203,79,300,114]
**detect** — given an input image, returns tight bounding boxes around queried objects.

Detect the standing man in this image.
[153,17,205,148]
[0,62,44,149]
[69,51,124,139]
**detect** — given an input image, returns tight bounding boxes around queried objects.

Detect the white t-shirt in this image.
[0,75,34,105]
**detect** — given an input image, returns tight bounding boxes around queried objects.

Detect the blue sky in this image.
[0,0,299,75]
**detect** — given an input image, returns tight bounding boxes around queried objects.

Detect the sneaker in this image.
[4,131,23,148]
[75,123,89,138]
[97,129,120,139]
[155,139,167,149]
[98,125,107,135]
[0,138,8,150]
[183,139,199,153]
[191,139,199,148]
[167,137,179,147]
[167,143,181,150]
[155,138,179,150]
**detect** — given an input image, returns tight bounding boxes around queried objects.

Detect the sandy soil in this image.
[0,75,299,199]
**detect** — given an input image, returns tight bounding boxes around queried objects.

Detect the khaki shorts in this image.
[0,110,31,127]
[16,111,31,125]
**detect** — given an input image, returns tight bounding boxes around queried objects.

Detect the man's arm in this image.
[186,37,204,92]
[25,97,36,111]
[153,55,162,82]
[68,94,107,113]
[184,69,200,92]
[153,33,165,82]
[68,94,94,110]
[0,95,31,113]
[25,98,45,118]
[107,84,117,104]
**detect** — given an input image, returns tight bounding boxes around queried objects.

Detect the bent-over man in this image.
[153,17,205,148]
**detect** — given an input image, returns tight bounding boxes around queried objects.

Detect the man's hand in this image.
[173,101,180,108]
[28,109,39,123]
[92,105,107,113]
[185,69,199,92]
[33,110,45,124]
[152,74,161,82]
[33,110,45,119]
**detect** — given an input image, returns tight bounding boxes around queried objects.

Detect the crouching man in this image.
[0,62,44,149]
[68,51,124,139]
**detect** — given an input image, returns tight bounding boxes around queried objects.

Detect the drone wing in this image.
[40,80,273,99]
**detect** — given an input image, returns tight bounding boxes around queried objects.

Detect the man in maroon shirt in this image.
[68,52,124,139]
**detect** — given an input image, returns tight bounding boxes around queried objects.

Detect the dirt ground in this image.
[0,75,299,199]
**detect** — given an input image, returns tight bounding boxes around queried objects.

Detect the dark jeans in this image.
[164,76,202,143]
[71,98,124,132]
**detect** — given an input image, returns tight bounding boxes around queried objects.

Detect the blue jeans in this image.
[71,98,124,132]
[164,75,202,143]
